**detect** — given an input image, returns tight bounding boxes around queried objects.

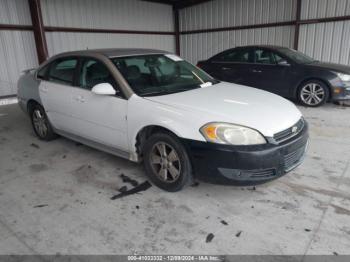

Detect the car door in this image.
[69,57,129,151]
[249,48,291,96]
[206,48,254,86]
[38,57,78,131]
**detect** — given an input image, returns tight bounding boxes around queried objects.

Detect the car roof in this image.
[52,48,171,58]
[234,45,289,50]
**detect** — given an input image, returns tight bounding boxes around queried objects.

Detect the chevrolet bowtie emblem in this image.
[292,126,298,133]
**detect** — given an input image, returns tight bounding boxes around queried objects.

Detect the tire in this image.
[143,132,193,192]
[30,104,57,141]
[298,80,329,107]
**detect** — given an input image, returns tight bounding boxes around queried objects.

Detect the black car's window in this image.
[277,48,315,64]
[273,53,285,64]
[254,49,276,64]
[79,58,123,97]
[48,58,78,85]
[217,49,251,63]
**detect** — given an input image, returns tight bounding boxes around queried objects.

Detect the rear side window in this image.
[215,49,251,63]
[48,58,78,85]
[37,65,49,80]
[254,49,276,65]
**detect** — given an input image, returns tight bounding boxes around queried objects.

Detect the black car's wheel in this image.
[143,132,192,192]
[30,104,57,141]
[298,80,329,107]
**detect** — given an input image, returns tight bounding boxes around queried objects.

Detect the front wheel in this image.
[298,80,329,107]
[143,132,193,192]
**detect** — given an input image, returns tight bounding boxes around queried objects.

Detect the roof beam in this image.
[141,0,213,9]
[174,0,212,9]
[28,0,48,64]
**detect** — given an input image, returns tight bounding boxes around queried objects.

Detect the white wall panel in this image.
[0,31,38,96]
[0,0,32,25]
[298,21,350,66]
[181,26,295,64]
[41,0,174,31]
[180,0,296,31]
[301,0,350,19]
[46,32,175,57]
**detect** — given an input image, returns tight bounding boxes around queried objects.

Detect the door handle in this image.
[221,67,231,71]
[252,69,262,73]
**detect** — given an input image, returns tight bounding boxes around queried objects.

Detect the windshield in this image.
[278,48,316,64]
[110,54,218,97]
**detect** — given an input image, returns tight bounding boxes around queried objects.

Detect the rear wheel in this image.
[298,80,329,107]
[30,104,57,141]
[143,132,192,192]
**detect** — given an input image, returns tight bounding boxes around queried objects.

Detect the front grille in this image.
[283,144,307,172]
[274,118,305,143]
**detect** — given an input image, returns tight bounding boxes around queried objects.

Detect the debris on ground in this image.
[304,228,311,232]
[333,252,338,256]
[191,182,200,187]
[30,143,40,149]
[62,155,66,159]
[235,231,242,237]
[111,181,152,200]
[33,204,48,208]
[248,186,256,191]
[120,174,139,187]
[206,233,214,243]
[136,205,140,209]
[220,220,228,225]
[118,186,128,193]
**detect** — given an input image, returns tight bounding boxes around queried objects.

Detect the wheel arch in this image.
[27,99,42,114]
[133,125,181,161]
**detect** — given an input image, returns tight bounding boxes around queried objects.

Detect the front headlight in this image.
[200,122,266,145]
[337,73,350,82]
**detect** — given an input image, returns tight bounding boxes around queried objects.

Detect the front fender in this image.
[127,95,207,160]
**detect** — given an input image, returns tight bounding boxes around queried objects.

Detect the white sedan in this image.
[17,49,308,191]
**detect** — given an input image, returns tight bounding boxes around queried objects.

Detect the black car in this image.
[197,45,350,107]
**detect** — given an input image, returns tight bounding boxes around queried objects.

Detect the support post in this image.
[28,0,48,64]
[174,8,181,55]
[294,0,302,50]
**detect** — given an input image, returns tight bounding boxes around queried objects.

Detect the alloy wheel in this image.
[32,109,48,138]
[150,142,181,183]
[300,83,325,106]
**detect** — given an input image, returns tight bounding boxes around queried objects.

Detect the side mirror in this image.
[91,83,116,96]
[278,60,290,66]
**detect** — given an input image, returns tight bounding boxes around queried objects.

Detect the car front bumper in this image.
[331,84,350,101]
[182,123,309,186]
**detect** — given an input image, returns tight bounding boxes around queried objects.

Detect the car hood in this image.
[307,61,350,74]
[144,82,302,137]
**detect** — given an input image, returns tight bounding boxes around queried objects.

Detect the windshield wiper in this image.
[142,87,200,97]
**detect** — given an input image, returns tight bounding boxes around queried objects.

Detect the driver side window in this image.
[79,58,122,97]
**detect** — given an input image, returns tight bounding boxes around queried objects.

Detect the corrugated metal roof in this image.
[180,0,296,31]
[41,0,174,31]
[301,0,350,19]
[0,31,38,97]
[45,32,175,57]
[299,20,350,65]
[0,0,32,25]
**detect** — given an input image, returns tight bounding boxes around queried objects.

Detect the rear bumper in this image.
[182,123,309,186]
